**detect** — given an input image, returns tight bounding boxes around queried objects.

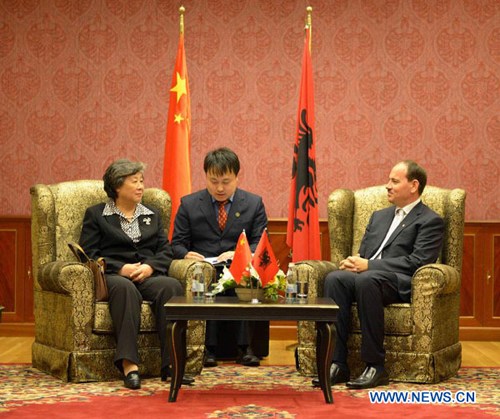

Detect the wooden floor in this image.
[1,337,499,367]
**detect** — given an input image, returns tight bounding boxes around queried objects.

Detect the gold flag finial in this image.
[179,6,185,34]
[306,6,312,52]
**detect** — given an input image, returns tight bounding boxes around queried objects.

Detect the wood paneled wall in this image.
[1,216,499,340]
[0,217,33,324]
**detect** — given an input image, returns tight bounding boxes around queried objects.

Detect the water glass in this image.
[297,279,308,302]
[192,266,205,301]
[285,282,297,303]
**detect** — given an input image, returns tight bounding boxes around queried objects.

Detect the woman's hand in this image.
[119,262,153,283]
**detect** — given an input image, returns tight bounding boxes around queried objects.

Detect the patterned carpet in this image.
[0,364,498,417]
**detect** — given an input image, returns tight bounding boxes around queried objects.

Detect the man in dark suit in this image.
[313,160,444,389]
[172,147,268,367]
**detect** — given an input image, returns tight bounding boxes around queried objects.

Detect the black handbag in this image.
[68,242,109,302]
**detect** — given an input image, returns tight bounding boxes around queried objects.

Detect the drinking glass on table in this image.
[297,271,309,303]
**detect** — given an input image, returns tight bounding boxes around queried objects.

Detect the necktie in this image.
[371,208,405,260]
[218,200,229,231]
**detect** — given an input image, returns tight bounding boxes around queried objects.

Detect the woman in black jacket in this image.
[79,159,193,389]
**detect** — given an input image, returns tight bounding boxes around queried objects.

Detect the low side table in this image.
[165,296,338,404]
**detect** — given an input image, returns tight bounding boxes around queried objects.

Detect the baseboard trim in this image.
[270,324,297,340]
[0,323,35,336]
[459,327,500,341]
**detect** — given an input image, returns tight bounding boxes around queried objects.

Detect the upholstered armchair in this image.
[295,185,465,384]
[31,180,214,382]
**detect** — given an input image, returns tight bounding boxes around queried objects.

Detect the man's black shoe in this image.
[311,363,350,387]
[346,366,389,389]
[160,367,195,385]
[204,352,218,367]
[124,371,141,390]
[236,347,260,367]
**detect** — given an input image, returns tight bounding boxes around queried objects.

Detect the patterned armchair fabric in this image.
[31,180,215,382]
[295,185,465,384]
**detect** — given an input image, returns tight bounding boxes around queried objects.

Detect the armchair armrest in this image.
[410,263,461,352]
[412,263,461,298]
[294,260,338,297]
[168,259,216,293]
[38,260,95,301]
[294,260,337,376]
[36,260,97,351]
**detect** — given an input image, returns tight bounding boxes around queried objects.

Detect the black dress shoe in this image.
[312,363,350,387]
[236,347,260,367]
[124,371,141,390]
[346,366,389,389]
[160,367,195,385]
[204,352,218,367]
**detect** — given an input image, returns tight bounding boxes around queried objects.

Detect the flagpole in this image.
[179,6,185,34]
[306,6,312,52]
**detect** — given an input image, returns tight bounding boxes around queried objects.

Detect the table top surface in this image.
[164,296,338,321]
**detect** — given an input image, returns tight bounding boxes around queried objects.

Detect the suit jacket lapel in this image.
[223,189,242,234]
[105,213,134,244]
[138,213,155,240]
[200,190,220,233]
[384,201,423,248]
[366,209,393,258]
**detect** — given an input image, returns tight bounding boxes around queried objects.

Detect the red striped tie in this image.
[218,200,229,231]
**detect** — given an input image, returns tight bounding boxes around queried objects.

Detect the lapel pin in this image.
[235,212,240,218]
[143,217,151,225]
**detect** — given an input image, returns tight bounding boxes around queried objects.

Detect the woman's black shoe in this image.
[161,367,195,385]
[124,371,141,390]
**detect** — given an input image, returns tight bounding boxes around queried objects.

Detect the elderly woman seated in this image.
[79,158,194,389]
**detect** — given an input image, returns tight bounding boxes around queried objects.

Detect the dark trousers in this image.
[324,270,406,366]
[205,287,252,350]
[106,274,183,372]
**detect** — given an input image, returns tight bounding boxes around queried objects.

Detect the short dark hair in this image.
[203,147,240,176]
[103,159,145,200]
[403,160,427,195]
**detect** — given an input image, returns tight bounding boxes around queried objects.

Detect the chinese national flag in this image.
[229,231,252,284]
[162,32,191,239]
[252,230,279,287]
[286,25,321,262]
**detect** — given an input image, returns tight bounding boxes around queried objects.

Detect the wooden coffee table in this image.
[164,296,338,403]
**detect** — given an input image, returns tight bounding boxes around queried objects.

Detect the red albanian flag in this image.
[252,229,279,287]
[286,25,321,262]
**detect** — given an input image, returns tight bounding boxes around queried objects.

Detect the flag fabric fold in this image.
[286,25,321,262]
[162,32,191,239]
[252,230,279,287]
[229,231,252,284]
